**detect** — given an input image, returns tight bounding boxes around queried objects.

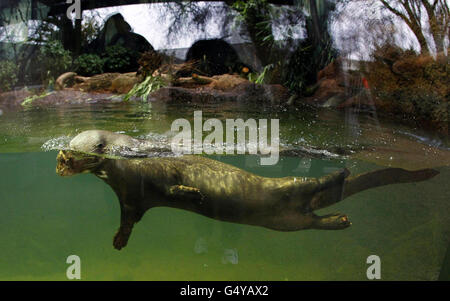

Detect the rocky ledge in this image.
[0,71,290,109]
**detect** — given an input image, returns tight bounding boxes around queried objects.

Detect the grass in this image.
[123,75,167,102]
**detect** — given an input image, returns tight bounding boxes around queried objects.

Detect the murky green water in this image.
[0,101,448,280]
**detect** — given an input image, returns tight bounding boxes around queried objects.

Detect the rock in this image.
[148,82,289,105]
[73,73,120,92]
[209,74,249,91]
[85,13,154,73]
[181,39,250,77]
[111,73,139,94]
[261,84,290,105]
[87,13,153,55]
[56,72,77,90]
[54,72,139,94]
[0,90,32,108]
[311,78,346,103]
[317,58,341,81]
[0,89,119,108]
[322,95,346,108]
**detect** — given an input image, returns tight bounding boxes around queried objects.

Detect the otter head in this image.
[69,130,138,155]
[56,150,104,177]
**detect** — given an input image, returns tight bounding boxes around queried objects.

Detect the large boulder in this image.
[56,72,138,94]
[209,74,249,91]
[86,13,154,72]
[181,39,250,77]
[110,73,140,94]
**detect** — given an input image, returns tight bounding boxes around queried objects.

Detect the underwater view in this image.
[0,0,448,283]
[0,102,448,281]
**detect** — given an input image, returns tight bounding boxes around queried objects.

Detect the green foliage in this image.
[123,75,166,102]
[0,60,19,92]
[233,0,272,43]
[74,54,104,76]
[103,45,134,73]
[232,0,274,63]
[81,14,103,48]
[38,40,72,83]
[284,37,336,94]
[21,91,53,107]
[367,46,448,134]
[283,0,337,94]
[248,64,273,84]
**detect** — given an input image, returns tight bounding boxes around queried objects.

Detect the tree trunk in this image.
[309,0,322,46]
[408,20,430,55]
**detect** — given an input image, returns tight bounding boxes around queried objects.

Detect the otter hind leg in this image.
[343,168,439,199]
[308,168,350,211]
[316,168,350,192]
[312,213,352,230]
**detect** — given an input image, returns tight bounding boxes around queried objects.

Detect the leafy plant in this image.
[38,40,72,80]
[0,60,19,92]
[123,75,166,102]
[74,54,104,76]
[81,13,103,48]
[232,0,274,65]
[283,0,337,94]
[248,64,273,84]
[103,45,135,73]
[21,91,53,107]
[283,36,336,94]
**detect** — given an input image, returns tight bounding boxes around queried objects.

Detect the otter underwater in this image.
[56,130,439,250]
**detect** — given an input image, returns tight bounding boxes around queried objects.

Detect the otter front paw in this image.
[169,185,205,202]
[314,213,352,230]
[113,229,130,250]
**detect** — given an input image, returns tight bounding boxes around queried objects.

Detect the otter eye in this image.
[96,143,105,152]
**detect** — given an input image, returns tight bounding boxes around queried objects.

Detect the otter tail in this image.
[343,168,439,199]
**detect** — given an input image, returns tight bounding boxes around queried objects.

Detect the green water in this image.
[0,101,448,280]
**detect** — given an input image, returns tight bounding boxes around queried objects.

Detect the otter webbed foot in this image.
[312,213,352,230]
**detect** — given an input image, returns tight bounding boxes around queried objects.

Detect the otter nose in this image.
[57,150,67,161]
[56,150,72,175]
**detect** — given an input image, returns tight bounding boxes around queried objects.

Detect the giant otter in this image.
[56,146,439,250]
